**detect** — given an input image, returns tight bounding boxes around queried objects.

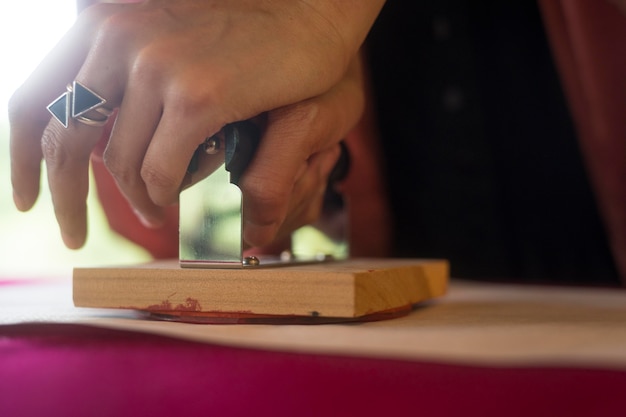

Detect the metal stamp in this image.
[180,121,349,269]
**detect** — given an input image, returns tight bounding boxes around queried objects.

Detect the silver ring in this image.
[46,81,112,128]
[73,114,109,127]
[94,106,114,117]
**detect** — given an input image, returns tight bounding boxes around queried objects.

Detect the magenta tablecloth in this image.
[1,322,625,417]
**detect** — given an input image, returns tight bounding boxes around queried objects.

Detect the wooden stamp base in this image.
[73,258,449,323]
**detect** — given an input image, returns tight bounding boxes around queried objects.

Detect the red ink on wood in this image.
[146,298,201,312]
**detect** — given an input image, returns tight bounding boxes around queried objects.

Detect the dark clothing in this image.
[366,1,619,285]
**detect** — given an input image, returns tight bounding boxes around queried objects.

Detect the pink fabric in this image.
[539,0,626,283]
[1,323,626,417]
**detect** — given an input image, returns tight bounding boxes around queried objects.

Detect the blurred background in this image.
[0,1,149,279]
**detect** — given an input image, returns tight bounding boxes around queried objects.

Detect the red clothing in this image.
[539,0,626,282]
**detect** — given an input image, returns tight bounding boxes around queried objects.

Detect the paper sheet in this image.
[2,277,625,369]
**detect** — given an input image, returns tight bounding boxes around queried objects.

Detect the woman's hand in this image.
[92,53,367,254]
[9,0,384,249]
[240,55,366,247]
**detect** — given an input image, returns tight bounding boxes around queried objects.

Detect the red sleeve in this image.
[539,0,626,283]
[341,57,393,257]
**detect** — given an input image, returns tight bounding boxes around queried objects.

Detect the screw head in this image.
[243,256,260,267]
[203,137,221,155]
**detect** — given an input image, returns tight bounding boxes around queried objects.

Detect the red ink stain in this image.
[147,300,172,310]
[146,297,201,312]
[175,298,202,312]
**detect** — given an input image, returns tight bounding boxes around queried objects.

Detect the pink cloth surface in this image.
[1,322,626,417]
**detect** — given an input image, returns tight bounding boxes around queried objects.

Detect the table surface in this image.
[2,275,626,417]
[2,275,626,368]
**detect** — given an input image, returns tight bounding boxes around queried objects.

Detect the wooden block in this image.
[73,258,449,323]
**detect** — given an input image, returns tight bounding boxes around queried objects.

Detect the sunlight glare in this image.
[0,1,76,113]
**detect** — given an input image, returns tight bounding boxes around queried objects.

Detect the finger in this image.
[240,101,353,247]
[38,4,137,246]
[42,117,104,248]
[8,4,124,211]
[92,153,181,258]
[9,115,45,212]
[103,72,165,227]
[271,146,341,242]
[141,99,214,206]
[239,59,365,246]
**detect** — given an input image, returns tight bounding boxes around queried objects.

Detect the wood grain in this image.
[73,258,448,322]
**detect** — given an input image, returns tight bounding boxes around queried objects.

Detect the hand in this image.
[9,0,384,249]
[91,53,366,254]
[240,55,366,247]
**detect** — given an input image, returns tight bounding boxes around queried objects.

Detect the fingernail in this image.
[243,220,279,248]
[12,191,27,211]
[134,209,163,229]
[61,231,85,250]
